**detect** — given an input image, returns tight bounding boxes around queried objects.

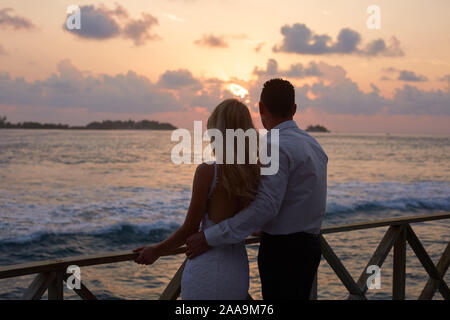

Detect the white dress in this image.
[181,163,249,300]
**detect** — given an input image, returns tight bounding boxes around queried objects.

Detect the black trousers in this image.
[257,231,321,300]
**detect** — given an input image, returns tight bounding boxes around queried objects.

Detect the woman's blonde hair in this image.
[207,99,260,208]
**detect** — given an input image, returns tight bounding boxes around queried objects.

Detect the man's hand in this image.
[134,245,160,265]
[186,231,210,259]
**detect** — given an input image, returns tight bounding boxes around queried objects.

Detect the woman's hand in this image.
[134,245,160,265]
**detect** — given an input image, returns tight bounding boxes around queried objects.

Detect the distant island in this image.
[0,116,177,130]
[305,124,330,133]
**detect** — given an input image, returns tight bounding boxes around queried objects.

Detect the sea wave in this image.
[326,196,450,214]
[326,181,450,214]
[1,181,449,246]
[0,221,181,246]
[2,192,449,247]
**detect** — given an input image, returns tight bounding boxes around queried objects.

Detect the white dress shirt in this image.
[204,120,328,246]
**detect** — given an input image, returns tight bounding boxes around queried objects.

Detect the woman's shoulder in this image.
[193,162,216,186]
[196,161,215,174]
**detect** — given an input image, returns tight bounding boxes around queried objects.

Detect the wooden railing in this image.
[0,212,449,300]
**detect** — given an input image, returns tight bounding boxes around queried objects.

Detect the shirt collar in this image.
[272,120,298,131]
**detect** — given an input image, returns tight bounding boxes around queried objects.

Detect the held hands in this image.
[186,231,210,259]
[134,231,210,263]
[134,245,160,265]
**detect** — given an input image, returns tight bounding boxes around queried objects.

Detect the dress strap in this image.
[207,162,217,199]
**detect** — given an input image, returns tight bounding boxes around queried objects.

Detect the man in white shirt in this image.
[186,78,328,300]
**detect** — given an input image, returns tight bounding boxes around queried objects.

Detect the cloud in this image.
[439,74,450,82]
[253,59,322,78]
[99,3,129,19]
[306,77,448,116]
[314,61,347,83]
[64,4,159,45]
[299,77,449,116]
[194,34,228,48]
[2,60,448,121]
[390,85,450,115]
[122,13,159,45]
[364,37,403,57]
[249,60,448,116]
[306,80,387,115]
[0,7,35,30]
[0,60,236,115]
[383,67,428,82]
[194,33,264,51]
[158,69,202,90]
[247,60,385,115]
[398,70,428,82]
[65,5,120,39]
[0,60,180,113]
[273,23,404,57]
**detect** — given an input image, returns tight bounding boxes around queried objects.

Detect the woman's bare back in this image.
[207,184,242,224]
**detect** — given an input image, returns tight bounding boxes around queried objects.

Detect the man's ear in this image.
[292,104,297,117]
[259,101,265,115]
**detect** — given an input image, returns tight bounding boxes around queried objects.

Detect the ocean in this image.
[0,129,449,299]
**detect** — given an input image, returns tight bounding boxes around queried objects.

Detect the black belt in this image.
[261,231,319,240]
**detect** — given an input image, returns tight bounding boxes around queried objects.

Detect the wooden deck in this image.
[0,212,449,300]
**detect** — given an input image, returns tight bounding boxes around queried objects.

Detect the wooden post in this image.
[72,281,97,300]
[62,272,97,300]
[22,272,56,300]
[406,225,450,299]
[419,241,450,300]
[48,270,64,300]
[319,235,366,299]
[393,225,406,300]
[351,225,401,299]
[159,259,186,300]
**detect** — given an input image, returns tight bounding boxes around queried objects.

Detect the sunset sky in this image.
[0,0,449,133]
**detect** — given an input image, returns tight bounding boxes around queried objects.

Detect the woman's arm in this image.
[135,163,213,265]
[154,163,213,255]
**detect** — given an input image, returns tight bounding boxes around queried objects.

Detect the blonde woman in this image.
[134,99,260,299]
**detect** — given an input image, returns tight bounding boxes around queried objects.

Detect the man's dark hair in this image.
[260,78,295,118]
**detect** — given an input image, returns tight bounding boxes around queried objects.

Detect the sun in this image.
[229,83,249,99]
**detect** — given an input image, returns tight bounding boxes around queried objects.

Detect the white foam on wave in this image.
[0,187,189,243]
[326,181,450,214]
[1,181,449,243]
[0,220,182,244]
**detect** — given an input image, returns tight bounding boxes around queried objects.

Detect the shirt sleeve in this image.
[204,148,290,246]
